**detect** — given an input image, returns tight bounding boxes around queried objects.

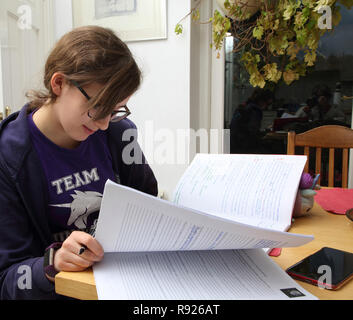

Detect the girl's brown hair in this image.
[27,25,141,120]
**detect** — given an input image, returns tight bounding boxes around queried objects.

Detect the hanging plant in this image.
[176,0,353,88]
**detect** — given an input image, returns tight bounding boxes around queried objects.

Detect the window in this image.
[224,5,353,157]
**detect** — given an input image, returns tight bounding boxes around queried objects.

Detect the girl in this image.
[0,26,157,299]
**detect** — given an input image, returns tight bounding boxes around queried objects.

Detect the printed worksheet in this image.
[93,248,317,300]
[95,180,313,253]
[173,154,307,231]
[93,154,314,300]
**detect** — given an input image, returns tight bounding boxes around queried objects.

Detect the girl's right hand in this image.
[53,231,104,272]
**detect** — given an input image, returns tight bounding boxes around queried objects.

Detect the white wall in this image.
[128,0,224,198]
[53,0,73,40]
[127,0,192,199]
[53,0,194,199]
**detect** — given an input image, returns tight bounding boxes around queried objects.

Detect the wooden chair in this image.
[287,125,353,188]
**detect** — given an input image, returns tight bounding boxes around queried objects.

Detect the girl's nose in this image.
[94,116,110,131]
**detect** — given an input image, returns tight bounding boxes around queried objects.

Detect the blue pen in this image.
[311,174,320,189]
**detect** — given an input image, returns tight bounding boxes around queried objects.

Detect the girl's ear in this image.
[50,73,66,97]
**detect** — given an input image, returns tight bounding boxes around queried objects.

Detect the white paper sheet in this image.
[173,154,307,231]
[95,180,313,253]
[93,249,317,300]
[93,154,315,300]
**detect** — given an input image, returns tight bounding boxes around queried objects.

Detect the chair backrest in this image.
[287,125,353,188]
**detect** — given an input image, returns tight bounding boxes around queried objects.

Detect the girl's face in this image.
[53,80,131,146]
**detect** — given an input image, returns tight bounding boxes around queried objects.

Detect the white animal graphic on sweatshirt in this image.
[50,190,103,229]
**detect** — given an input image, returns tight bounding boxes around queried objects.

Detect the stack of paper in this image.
[93,154,316,300]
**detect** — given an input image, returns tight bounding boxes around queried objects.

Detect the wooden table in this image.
[55,202,353,300]
[272,202,353,300]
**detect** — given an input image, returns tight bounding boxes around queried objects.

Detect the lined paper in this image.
[95,180,313,253]
[173,154,307,231]
[93,154,315,300]
[94,249,317,300]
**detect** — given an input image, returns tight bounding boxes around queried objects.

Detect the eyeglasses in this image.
[71,81,131,123]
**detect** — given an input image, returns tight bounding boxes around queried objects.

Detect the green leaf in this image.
[262,63,282,83]
[212,10,231,51]
[253,26,264,40]
[283,3,297,20]
[307,32,319,50]
[250,71,266,88]
[302,0,315,8]
[302,6,311,19]
[283,70,300,85]
[175,23,183,35]
[273,19,280,30]
[287,42,300,60]
[304,50,317,66]
[192,9,200,22]
[224,0,231,10]
[296,29,308,47]
[306,18,317,31]
[269,38,279,54]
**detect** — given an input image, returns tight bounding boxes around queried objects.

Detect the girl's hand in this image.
[53,231,104,272]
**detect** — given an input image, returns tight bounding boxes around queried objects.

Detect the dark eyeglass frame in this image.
[71,81,131,123]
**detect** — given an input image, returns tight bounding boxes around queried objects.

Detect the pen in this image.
[79,245,87,255]
[311,174,320,189]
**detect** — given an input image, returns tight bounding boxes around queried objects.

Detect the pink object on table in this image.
[314,188,353,215]
[268,248,282,257]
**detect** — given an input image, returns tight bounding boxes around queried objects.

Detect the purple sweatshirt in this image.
[0,104,158,300]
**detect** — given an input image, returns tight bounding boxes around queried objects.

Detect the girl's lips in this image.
[83,125,95,135]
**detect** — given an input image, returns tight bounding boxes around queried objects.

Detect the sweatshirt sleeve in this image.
[0,162,57,300]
